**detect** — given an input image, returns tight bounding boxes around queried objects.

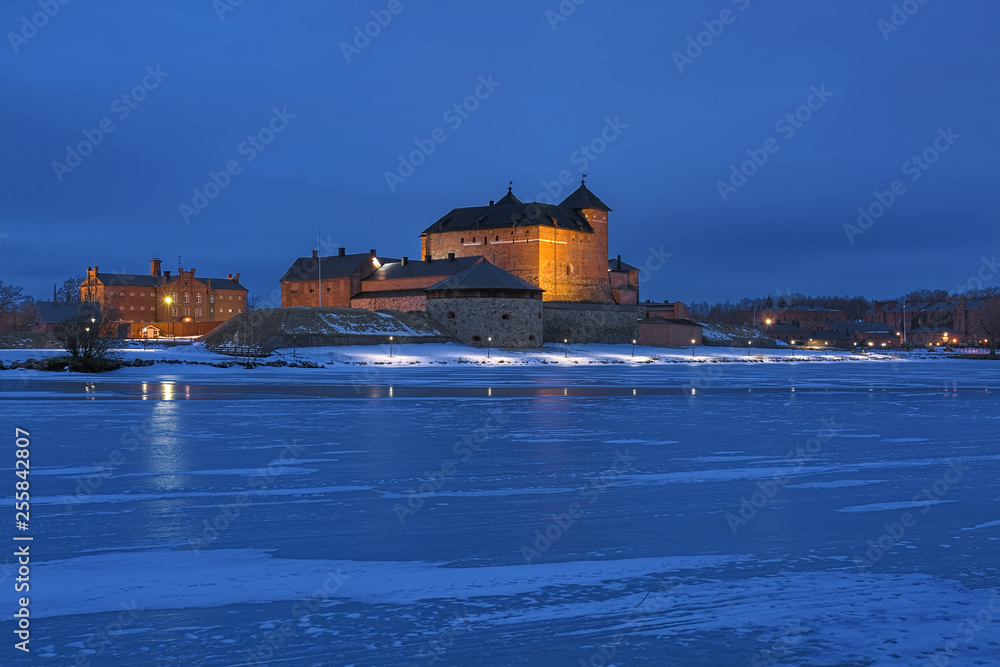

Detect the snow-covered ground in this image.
[1,359,998,665]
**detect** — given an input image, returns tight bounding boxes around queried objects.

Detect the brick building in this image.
[865,297,999,343]
[741,306,848,328]
[82,258,247,327]
[419,181,614,303]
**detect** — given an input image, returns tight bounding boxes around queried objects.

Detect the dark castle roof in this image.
[365,255,483,282]
[426,261,543,292]
[95,273,245,290]
[280,253,385,282]
[421,182,610,235]
[560,181,611,211]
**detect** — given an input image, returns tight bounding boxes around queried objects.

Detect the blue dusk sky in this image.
[1,0,997,303]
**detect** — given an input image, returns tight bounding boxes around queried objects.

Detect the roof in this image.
[95,272,246,290]
[495,187,522,206]
[421,201,593,235]
[280,253,380,283]
[638,318,701,327]
[560,181,611,211]
[32,302,80,323]
[365,256,484,282]
[609,258,639,272]
[425,261,543,292]
[95,273,161,287]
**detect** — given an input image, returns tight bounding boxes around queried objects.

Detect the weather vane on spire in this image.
[581,173,587,186]
[508,180,513,194]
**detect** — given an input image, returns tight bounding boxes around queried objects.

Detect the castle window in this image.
[460,238,464,243]
[471,335,482,342]
[528,334,536,341]
[501,313,511,320]
[495,235,499,241]
[445,311,456,319]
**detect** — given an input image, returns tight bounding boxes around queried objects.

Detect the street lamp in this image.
[389,335,394,358]
[164,296,174,337]
[747,339,752,356]
[487,336,492,358]
[564,339,568,358]
[690,338,696,358]
[631,339,636,357]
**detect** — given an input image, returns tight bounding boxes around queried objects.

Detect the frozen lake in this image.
[2,361,999,665]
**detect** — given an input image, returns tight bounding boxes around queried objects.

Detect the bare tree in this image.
[975,300,1000,355]
[0,279,25,315]
[55,302,122,371]
[58,275,84,303]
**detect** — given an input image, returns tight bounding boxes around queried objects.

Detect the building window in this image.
[140,292,144,297]
[140,306,145,311]
[130,306,134,310]
[183,293,190,304]
[501,313,511,320]
[471,335,481,342]
[170,307,178,317]
[210,295,215,303]
[445,311,456,319]
[195,308,202,317]
[195,294,202,304]
[460,238,464,243]
[528,334,536,341]
[184,307,190,316]
[130,292,135,297]
[228,309,232,313]
[237,295,242,301]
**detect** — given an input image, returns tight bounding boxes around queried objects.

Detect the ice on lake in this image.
[1,360,999,665]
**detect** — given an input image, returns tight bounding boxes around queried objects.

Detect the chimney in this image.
[233,273,240,282]
[401,256,408,266]
[370,248,377,256]
[311,250,318,259]
[616,254,622,270]
[53,284,58,303]
[448,252,455,261]
[489,200,494,206]
[338,247,346,257]
[150,258,162,277]
[164,270,171,280]
[227,273,232,280]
